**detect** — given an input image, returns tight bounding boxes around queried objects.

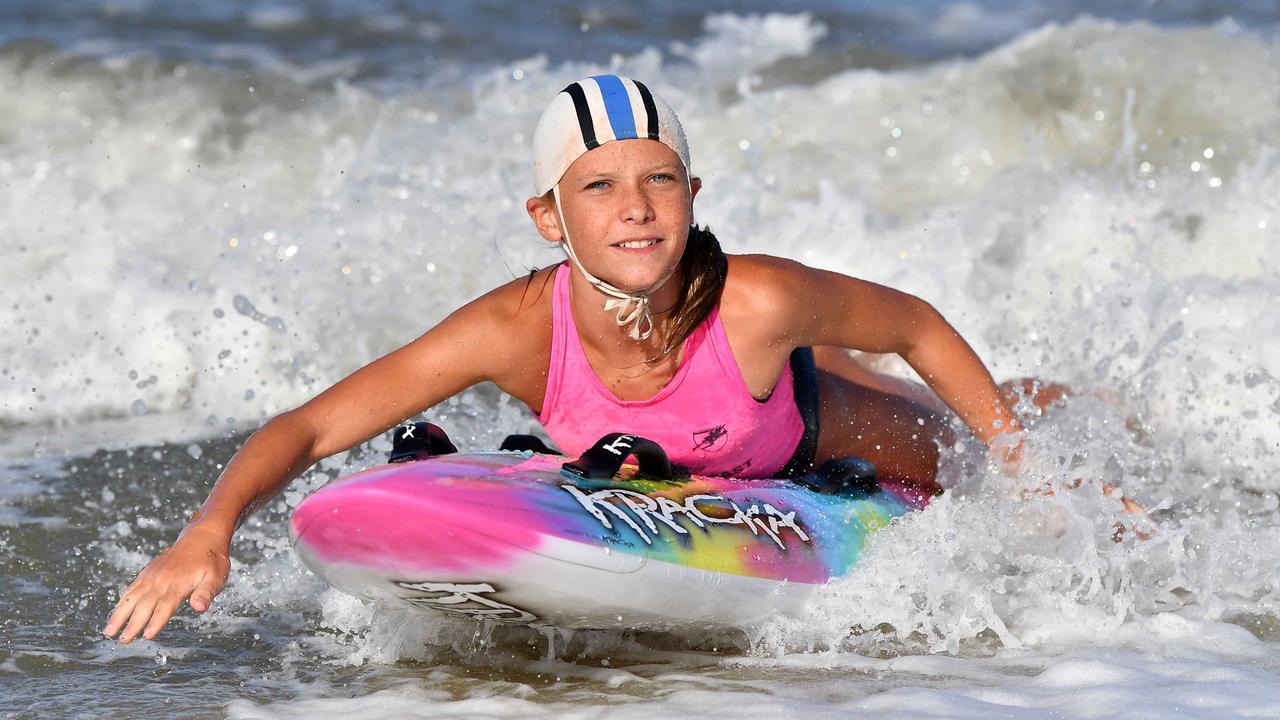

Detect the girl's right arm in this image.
[101,411,321,643]
[102,283,534,643]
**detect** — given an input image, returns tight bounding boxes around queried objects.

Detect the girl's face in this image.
[528,139,701,292]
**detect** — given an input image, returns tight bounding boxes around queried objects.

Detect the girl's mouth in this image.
[614,238,661,250]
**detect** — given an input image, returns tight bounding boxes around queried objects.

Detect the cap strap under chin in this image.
[553,185,678,341]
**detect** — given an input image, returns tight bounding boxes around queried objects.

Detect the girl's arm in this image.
[762,258,1022,448]
[103,284,535,643]
[741,257,1148,519]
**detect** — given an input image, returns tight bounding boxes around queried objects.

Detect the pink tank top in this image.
[537,263,804,478]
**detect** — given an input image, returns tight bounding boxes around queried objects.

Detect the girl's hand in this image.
[1102,481,1148,516]
[997,435,1151,540]
[987,431,1026,477]
[102,524,232,643]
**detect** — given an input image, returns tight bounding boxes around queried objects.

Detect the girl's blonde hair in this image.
[658,224,727,359]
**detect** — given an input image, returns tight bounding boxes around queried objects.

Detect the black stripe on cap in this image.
[561,82,599,150]
[633,80,660,141]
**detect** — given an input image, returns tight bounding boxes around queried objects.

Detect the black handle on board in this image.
[561,433,676,481]
[793,456,880,495]
[499,434,560,455]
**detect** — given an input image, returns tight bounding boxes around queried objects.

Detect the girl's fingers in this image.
[142,597,184,641]
[1105,485,1154,541]
[1102,482,1148,515]
[1120,496,1148,515]
[118,596,160,644]
[103,591,138,637]
[103,577,153,638]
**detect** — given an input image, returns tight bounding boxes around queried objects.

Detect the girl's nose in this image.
[619,184,655,224]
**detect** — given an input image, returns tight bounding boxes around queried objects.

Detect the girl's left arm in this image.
[771,258,1022,449]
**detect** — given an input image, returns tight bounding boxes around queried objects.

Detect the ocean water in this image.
[3,1,1280,717]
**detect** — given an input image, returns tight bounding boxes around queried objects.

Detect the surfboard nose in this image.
[290,472,539,575]
[289,463,648,579]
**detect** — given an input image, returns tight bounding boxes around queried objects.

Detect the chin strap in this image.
[552,184,680,341]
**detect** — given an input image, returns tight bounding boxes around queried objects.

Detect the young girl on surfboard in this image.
[105,75,1098,643]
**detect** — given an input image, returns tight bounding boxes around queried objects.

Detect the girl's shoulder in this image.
[723,253,812,307]
[436,266,556,358]
[720,253,815,343]
[465,265,559,322]
[725,252,806,279]
[428,265,555,396]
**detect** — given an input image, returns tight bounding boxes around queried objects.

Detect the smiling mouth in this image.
[614,238,661,249]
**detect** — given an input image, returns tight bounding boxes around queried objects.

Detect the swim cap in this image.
[532,75,690,196]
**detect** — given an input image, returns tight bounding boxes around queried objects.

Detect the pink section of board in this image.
[291,467,546,574]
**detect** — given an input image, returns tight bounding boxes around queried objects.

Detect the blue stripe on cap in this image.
[591,75,638,141]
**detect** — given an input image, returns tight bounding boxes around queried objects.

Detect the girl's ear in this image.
[689,176,702,224]
[526,195,564,243]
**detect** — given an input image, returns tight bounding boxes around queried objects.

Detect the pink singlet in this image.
[537,263,805,478]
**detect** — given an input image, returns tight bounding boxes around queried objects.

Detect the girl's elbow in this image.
[916,298,955,335]
[900,298,955,355]
[909,295,943,323]
[262,409,325,462]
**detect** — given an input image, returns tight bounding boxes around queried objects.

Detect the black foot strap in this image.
[562,433,677,481]
[388,422,458,463]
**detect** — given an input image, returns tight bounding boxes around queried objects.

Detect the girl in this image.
[104,75,1043,643]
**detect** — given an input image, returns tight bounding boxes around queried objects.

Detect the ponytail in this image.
[658,225,728,359]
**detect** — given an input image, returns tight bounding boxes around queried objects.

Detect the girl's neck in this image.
[567,264,684,367]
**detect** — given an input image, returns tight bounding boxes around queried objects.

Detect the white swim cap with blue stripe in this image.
[530,76,694,342]
[532,75,690,196]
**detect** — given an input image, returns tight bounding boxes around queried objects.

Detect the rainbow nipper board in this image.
[290,450,931,629]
